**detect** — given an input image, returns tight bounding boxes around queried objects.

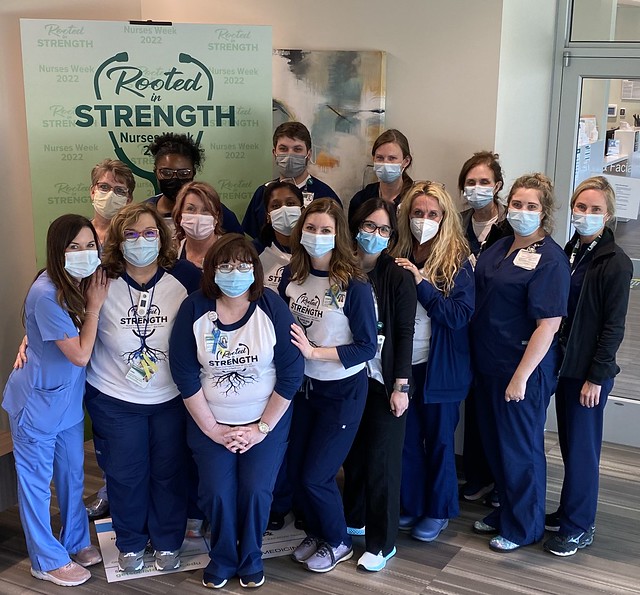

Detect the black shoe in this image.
[267,512,285,531]
[545,511,561,532]
[543,526,595,557]
[86,497,109,520]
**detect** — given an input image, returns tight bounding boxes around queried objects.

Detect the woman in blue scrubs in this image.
[3,215,108,587]
[544,176,632,557]
[471,173,570,552]
[279,198,377,573]
[392,181,475,544]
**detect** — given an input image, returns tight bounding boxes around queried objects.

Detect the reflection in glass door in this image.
[573,76,640,403]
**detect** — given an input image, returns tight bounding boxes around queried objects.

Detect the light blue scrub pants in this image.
[9,417,90,572]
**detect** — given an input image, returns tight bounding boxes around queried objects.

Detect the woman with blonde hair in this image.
[392,181,474,543]
[279,198,377,573]
[543,176,632,557]
[172,181,224,269]
[470,173,570,552]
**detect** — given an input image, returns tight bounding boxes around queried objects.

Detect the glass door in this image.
[550,56,640,444]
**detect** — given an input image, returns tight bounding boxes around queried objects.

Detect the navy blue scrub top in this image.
[471,235,570,378]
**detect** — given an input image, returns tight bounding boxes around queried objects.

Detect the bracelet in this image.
[85,311,100,320]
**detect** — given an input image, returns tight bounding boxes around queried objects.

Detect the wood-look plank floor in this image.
[0,434,638,594]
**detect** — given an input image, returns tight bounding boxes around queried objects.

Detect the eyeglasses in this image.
[216,262,254,274]
[360,220,392,238]
[123,228,160,241]
[95,182,129,197]
[157,167,193,180]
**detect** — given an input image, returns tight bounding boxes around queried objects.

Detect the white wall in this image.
[494,0,558,190]
[141,0,504,194]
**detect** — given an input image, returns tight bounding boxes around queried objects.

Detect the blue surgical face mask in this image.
[507,209,541,237]
[373,163,403,184]
[121,237,160,267]
[356,230,389,255]
[64,249,101,280]
[300,231,335,258]
[571,212,605,237]
[215,269,255,298]
[464,185,495,210]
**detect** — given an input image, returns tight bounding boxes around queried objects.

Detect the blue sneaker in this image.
[543,526,595,557]
[357,547,396,572]
[347,526,365,536]
[239,570,265,588]
[411,517,449,542]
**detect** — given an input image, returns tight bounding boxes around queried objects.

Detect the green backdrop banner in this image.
[20,19,272,266]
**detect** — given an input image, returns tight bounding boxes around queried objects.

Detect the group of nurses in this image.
[3,215,108,587]
[470,173,571,551]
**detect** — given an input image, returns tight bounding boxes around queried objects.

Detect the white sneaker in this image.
[357,547,396,572]
[304,541,353,573]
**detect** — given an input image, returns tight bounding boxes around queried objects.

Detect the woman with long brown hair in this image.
[279,198,377,573]
[3,214,108,587]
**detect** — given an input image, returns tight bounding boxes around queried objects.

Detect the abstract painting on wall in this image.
[273,49,386,204]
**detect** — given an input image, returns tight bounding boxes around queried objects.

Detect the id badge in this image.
[205,330,227,354]
[125,353,158,387]
[302,191,314,207]
[513,249,541,270]
[376,334,385,357]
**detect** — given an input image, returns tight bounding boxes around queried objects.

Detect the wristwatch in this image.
[258,420,271,435]
[393,383,410,393]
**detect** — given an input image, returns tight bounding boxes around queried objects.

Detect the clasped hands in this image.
[209,422,265,453]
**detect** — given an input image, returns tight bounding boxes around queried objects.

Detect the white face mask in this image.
[93,189,129,220]
[64,250,101,280]
[410,217,440,244]
[180,213,216,240]
[269,205,301,236]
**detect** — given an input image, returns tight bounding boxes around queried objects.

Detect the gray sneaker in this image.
[154,549,180,571]
[304,541,353,573]
[118,549,145,573]
[291,536,320,563]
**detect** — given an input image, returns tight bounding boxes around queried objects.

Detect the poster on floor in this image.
[95,515,305,583]
[20,19,272,266]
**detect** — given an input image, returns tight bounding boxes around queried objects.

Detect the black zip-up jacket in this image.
[559,227,633,384]
[367,252,417,397]
[460,206,513,257]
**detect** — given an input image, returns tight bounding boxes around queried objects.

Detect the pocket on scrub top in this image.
[22,384,72,433]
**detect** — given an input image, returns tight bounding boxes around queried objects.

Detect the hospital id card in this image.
[513,250,541,270]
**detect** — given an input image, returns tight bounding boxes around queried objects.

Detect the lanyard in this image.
[569,236,600,275]
[125,270,158,349]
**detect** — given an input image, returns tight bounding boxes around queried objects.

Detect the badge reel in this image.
[137,291,150,317]
[204,311,226,354]
[302,191,314,207]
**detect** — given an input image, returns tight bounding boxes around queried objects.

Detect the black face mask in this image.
[159,177,191,201]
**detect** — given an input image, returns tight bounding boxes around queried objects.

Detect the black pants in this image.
[462,387,493,488]
[342,379,407,556]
